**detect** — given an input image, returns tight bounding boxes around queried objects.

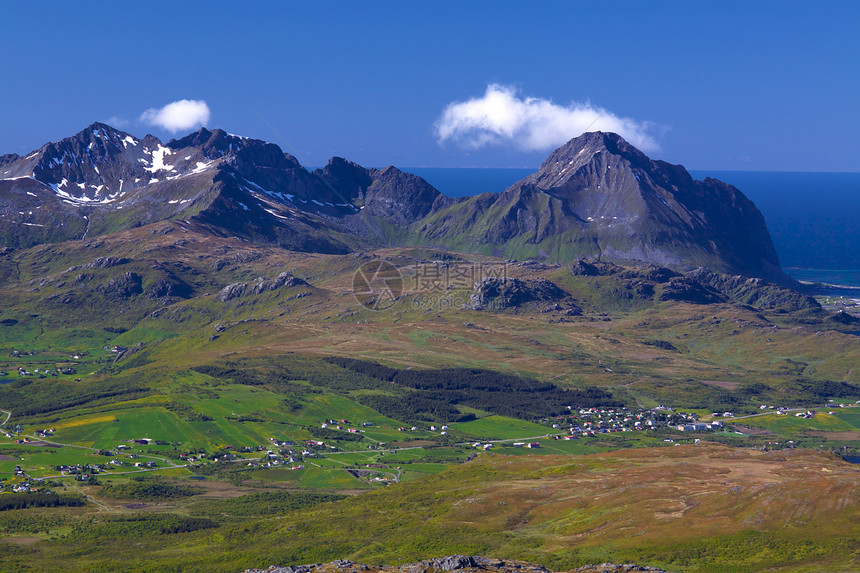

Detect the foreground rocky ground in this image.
[244,556,672,573]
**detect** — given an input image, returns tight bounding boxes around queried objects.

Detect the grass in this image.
[450,415,552,440]
[733,412,858,436]
[833,410,860,429]
[1,444,856,572]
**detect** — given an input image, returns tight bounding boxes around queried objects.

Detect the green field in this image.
[732,412,858,436]
[450,415,553,440]
[833,410,860,429]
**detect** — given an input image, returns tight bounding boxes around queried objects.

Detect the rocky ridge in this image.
[2,125,792,285]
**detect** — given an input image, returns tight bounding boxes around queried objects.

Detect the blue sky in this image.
[2,1,858,171]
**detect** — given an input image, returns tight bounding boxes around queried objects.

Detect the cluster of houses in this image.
[322,422,362,434]
[0,476,51,494]
[54,463,104,481]
[9,481,36,493]
[675,421,724,432]
[11,365,76,378]
[539,407,732,436]
[5,350,80,378]
[7,350,34,358]
[246,458,305,470]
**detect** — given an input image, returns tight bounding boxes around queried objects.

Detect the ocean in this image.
[407,168,860,290]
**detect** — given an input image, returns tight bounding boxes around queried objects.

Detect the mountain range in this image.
[1,125,859,573]
[1,124,785,283]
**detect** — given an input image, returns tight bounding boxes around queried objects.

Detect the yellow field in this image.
[51,414,117,429]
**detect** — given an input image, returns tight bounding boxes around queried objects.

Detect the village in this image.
[1,343,859,492]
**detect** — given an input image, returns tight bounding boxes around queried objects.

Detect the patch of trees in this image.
[325,357,398,381]
[667,378,860,411]
[356,394,460,424]
[64,514,218,542]
[0,493,85,512]
[306,426,364,442]
[797,379,860,399]
[0,376,148,417]
[0,514,68,534]
[331,357,621,421]
[165,401,214,422]
[193,360,331,393]
[192,365,265,386]
[100,479,204,501]
[115,348,153,370]
[192,355,622,422]
[383,452,470,465]
[189,491,345,518]
[225,415,265,422]
[641,339,680,352]
[281,394,303,411]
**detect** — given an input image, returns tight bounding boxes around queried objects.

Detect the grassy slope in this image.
[3,444,858,572]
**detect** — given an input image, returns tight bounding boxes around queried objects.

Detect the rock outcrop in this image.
[219,272,309,302]
[242,556,672,573]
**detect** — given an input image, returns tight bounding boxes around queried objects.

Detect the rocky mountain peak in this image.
[362,166,448,224]
[316,157,373,197]
[0,153,20,169]
[534,131,651,183]
[168,127,301,169]
[168,128,245,159]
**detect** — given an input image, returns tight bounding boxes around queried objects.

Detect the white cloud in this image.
[107,116,130,128]
[435,84,659,153]
[140,99,211,133]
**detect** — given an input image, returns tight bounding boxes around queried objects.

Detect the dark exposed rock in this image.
[569,260,626,277]
[685,267,818,311]
[360,166,453,225]
[570,260,601,276]
[428,556,477,571]
[146,277,193,299]
[656,277,723,304]
[631,281,655,297]
[827,310,860,325]
[87,256,130,269]
[219,272,309,302]
[218,282,247,302]
[99,272,143,298]
[470,277,569,310]
[619,264,680,283]
[250,272,307,295]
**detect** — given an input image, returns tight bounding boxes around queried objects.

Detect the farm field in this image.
[450,415,552,440]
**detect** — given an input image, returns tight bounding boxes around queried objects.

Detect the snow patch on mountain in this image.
[145,146,175,173]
